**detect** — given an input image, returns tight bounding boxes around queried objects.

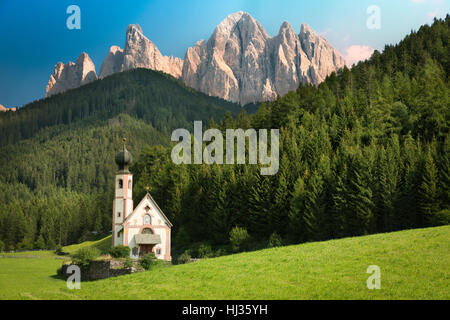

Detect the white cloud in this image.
[344,45,375,66]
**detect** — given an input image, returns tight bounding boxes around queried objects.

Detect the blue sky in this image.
[0,0,448,107]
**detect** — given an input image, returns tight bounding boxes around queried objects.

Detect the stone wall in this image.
[60,260,135,281]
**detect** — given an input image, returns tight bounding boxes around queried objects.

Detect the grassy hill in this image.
[0,226,448,300]
[61,235,112,255]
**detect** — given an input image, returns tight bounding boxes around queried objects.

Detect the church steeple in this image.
[112,138,134,247]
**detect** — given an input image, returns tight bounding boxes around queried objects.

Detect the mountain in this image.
[45,12,345,104]
[1,68,241,147]
[182,12,345,105]
[0,104,16,112]
[99,24,183,79]
[46,53,98,97]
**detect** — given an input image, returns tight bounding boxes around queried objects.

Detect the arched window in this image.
[128,180,132,189]
[118,179,123,189]
[142,228,153,234]
[143,215,151,225]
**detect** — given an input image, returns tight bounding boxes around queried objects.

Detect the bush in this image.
[71,247,101,267]
[229,226,249,252]
[124,257,134,269]
[177,250,191,264]
[109,245,131,258]
[432,209,450,226]
[139,253,156,270]
[55,245,68,256]
[268,232,283,248]
[197,244,213,258]
[16,239,33,251]
[213,248,228,258]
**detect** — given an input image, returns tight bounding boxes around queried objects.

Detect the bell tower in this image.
[112,138,133,247]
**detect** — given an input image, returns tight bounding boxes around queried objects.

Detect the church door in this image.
[140,244,154,256]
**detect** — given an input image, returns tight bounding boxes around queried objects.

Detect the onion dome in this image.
[115,138,133,172]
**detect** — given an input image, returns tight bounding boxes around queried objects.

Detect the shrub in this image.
[16,239,33,251]
[197,244,213,258]
[109,245,131,258]
[213,248,228,258]
[177,250,191,264]
[268,232,283,248]
[71,247,101,267]
[229,226,249,252]
[139,253,156,270]
[124,257,134,269]
[55,245,68,256]
[432,209,450,226]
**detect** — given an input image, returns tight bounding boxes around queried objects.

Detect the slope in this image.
[0,225,448,299]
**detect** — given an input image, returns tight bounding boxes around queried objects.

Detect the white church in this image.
[112,140,172,261]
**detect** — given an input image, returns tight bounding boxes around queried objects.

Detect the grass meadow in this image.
[0,226,448,300]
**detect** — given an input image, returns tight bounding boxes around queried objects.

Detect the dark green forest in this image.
[0,17,448,257]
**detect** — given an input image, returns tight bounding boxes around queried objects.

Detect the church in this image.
[112,140,172,261]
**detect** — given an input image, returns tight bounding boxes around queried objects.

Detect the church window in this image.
[118,179,123,189]
[144,214,151,225]
[128,180,132,189]
[145,205,150,211]
[156,248,161,255]
[117,231,121,238]
[118,212,121,218]
[142,228,153,234]
[132,247,138,256]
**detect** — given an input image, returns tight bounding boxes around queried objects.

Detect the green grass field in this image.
[61,235,112,254]
[0,226,449,300]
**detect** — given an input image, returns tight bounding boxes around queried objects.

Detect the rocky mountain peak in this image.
[45,53,97,97]
[211,11,269,48]
[127,23,143,35]
[99,24,183,79]
[46,13,345,105]
[99,46,124,79]
[183,12,346,105]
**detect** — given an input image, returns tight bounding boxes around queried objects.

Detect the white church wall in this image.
[125,199,133,220]
[114,198,124,224]
[113,225,124,246]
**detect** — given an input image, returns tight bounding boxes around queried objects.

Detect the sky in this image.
[0,0,448,108]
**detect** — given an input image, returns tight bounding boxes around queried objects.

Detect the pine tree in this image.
[417,149,439,226]
[289,177,307,243]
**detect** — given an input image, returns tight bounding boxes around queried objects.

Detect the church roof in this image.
[123,193,173,228]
